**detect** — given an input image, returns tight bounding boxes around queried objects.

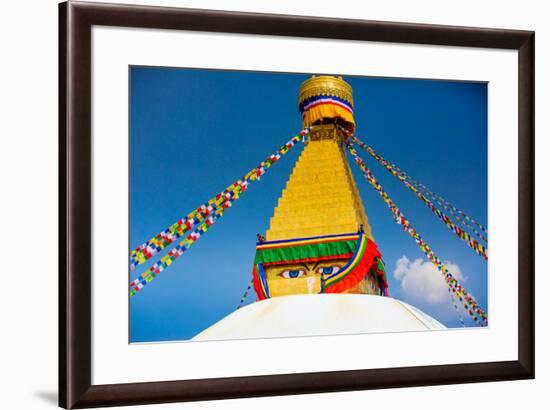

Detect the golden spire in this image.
[255,76,382,298]
[266,75,371,241]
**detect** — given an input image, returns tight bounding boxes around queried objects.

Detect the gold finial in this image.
[298,75,356,131]
[298,75,354,107]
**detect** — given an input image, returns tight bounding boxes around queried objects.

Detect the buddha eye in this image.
[280,269,306,279]
[318,266,341,275]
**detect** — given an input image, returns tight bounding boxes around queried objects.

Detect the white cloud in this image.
[393,255,465,305]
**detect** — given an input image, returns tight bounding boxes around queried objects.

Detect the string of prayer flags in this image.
[129,130,308,296]
[236,279,254,309]
[416,181,488,239]
[129,211,222,296]
[449,289,466,328]
[351,137,488,260]
[346,142,487,325]
[352,136,488,243]
[129,130,307,271]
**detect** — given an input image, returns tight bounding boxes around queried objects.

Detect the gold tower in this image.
[253,76,385,298]
[266,76,373,241]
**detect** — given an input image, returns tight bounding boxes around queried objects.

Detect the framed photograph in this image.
[59,1,534,408]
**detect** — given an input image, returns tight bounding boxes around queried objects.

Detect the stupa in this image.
[193,76,444,341]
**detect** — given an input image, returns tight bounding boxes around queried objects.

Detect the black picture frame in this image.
[59,1,535,408]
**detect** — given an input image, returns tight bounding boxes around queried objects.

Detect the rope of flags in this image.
[129,131,307,272]
[129,131,307,296]
[416,182,488,240]
[346,142,487,325]
[355,136,488,242]
[129,181,247,272]
[130,207,223,296]
[450,290,466,327]
[351,136,488,261]
[409,171,488,235]
[352,137,488,242]
[236,279,254,309]
[424,194,488,243]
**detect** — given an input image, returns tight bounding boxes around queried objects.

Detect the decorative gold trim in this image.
[307,124,347,143]
[298,75,354,107]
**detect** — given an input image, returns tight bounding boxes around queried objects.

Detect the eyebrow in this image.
[311,261,321,271]
[299,263,310,271]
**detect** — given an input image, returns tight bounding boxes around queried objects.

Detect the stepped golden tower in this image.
[251,76,388,300]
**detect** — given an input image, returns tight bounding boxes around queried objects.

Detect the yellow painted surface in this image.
[264,259,380,297]
[264,260,347,297]
[265,130,372,241]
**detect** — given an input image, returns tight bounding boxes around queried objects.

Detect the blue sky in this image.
[129,66,487,342]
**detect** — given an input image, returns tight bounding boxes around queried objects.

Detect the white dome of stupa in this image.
[192,294,445,341]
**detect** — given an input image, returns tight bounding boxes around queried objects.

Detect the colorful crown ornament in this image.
[298,75,355,131]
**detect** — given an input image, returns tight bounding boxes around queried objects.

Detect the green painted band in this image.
[254,240,358,264]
